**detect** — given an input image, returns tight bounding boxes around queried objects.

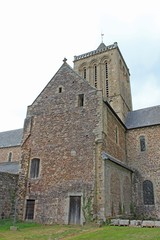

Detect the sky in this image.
[0,0,160,132]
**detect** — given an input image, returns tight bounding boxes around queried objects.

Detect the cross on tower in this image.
[101,33,104,43]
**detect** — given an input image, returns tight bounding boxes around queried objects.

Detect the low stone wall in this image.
[111,219,160,228]
[0,172,18,219]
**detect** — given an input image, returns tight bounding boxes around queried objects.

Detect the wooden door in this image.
[69,196,81,224]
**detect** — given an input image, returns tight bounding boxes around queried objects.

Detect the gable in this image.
[27,61,99,115]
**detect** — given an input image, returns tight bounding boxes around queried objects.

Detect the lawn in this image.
[1,220,160,240]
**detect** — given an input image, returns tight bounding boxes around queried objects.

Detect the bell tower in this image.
[73,42,132,123]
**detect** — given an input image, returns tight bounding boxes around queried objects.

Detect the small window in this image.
[78,94,84,107]
[115,126,118,144]
[59,87,62,93]
[30,158,40,178]
[143,180,154,205]
[25,199,35,220]
[94,65,97,88]
[140,136,146,151]
[83,68,86,79]
[105,62,109,97]
[8,152,12,162]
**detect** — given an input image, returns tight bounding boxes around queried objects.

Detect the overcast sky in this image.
[0,0,160,132]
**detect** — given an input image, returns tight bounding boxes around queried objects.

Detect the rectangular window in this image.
[83,68,86,79]
[30,158,40,178]
[8,152,12,162]
[140,136,146,151]
[25,199,35,220]
[78,94,84,107]
[94,65,97,88]
[105,62,109,97]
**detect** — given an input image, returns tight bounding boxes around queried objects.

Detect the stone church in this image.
[0,41,160,224]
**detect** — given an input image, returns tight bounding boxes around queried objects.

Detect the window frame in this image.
[139,135,146,152]
[30,158,40,179]
[143,180,154,205]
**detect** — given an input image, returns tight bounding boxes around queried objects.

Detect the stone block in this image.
[154,221,160,227]
[119,219,129,226]
[142,220,155,227]
[110,219,120,226]
[10,226,18,231]
[130,220,137,226]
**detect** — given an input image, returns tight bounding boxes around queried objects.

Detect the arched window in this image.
[105,62,109,97]
[140,136,146,152]
[83,67,86,79]
[30,158,40,179]
[94,65,97,88]
[143,180,154,205]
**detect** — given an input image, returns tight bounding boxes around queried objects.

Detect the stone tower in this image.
[74,42,132,122]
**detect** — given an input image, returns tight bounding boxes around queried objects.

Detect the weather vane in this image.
[101,33,104,43]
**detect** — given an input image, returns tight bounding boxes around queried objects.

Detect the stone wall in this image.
[104,160,132,218]
[127,125,160,219]
[18,62,103,224]
[102,102,127,163]
[0,172,18,219]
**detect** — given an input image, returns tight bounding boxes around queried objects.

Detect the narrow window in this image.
[143,180,154,205]
[78,94,84,107]
[59,87,62,93]
[8,152,12,162]
[30,158,40,178]
[115,127,118,144]
[94,65,97,88]
[25,199,35,219]
[105,62,109,97]
[83,68,86,79]
[140,136,146,151]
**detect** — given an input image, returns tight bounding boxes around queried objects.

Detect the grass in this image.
[1,220,160,240]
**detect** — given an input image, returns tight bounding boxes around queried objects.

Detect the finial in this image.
[63,57,67,63]
[101,33,104,43]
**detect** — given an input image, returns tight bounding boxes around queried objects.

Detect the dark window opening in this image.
[83,68,86,79]
[115,127,118,144]
[25,199,35,220]
[8,152,12,162]
[30,158,40,178]
[94,65,97,88]
[78,94,84,107]
[69,196,81,224]
[143,180,154,205]
[140,136,146,151]
[105,62,109,97]
[59,87,62,93]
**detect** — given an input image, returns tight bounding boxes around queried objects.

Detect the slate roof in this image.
[125,105,160,129]
[0,129,23,148]
[96,42,107,50]
[0,161,19,174]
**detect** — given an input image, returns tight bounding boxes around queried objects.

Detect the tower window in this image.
[78,94,84,107]
[140,136,146,152]
[30,158,40,178]
[94,65,97,88]
[8,152,12,162]
[105,62,109,97]
[83,68,86,79]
